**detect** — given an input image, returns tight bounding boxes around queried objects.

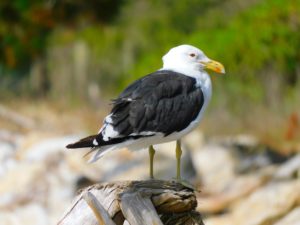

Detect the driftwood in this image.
[58,180,204,225]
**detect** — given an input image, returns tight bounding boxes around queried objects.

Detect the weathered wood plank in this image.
[83,191,116,225]
[58,180,202,225]
[120,191,163,225]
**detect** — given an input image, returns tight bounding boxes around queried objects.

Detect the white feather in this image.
[102,124,119,141]
[93,139,98,146]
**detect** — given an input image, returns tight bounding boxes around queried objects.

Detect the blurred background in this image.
[0,0,300,225]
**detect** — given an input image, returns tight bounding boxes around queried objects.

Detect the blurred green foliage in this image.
[0,0,123,73]
[0,0,299,110]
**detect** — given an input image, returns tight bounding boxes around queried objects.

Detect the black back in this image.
[106,70,204,138]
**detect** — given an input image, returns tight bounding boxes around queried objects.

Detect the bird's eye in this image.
[189,53,196,57]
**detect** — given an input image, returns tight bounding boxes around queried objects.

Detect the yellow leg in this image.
[176,140,182,180]
[149,145,155,179]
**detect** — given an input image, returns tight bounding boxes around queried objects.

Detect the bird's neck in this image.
[161,63,200,77]
[197,71,212,102]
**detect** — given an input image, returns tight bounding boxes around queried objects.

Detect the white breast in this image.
[166,70,212,140]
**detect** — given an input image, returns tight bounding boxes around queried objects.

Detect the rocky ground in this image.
[0,104,300,225]
[1,130,300,225]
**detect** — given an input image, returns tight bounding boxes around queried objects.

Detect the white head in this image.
[162,44,225,75]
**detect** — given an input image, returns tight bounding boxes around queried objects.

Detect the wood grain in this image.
[58,180,203,225]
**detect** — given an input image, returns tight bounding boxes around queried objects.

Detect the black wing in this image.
[105,70,204,138]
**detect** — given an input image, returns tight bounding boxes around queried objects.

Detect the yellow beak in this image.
[200,60,225,74]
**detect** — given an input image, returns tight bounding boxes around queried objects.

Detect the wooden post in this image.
[58,180,203,225]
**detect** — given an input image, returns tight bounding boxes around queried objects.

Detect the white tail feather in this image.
[87,146,115,163]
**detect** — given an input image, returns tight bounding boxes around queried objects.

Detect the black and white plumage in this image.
[67,45,225,163]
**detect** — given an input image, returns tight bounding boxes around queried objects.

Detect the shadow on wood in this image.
[58,180,204,225]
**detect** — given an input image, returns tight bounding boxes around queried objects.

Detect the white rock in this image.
[231,181,300,225]
[20,135,81,161]
[211,134,259,148]
[0,203,48,225]
[205,181,300,225]
[192,144,236,193]
[0,143,14,160]
[154,141,177,158]
[274,207,300,225]
[46,163,77,224]
[0,143,17,177]
[197,173,271,213]
[0,155,78,225]
[183,130,205,151]
[205,215,231,225]
[0,163,45,208]
[274,154,300,179]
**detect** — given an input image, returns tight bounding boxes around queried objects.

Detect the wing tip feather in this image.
[66,135,98,149]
